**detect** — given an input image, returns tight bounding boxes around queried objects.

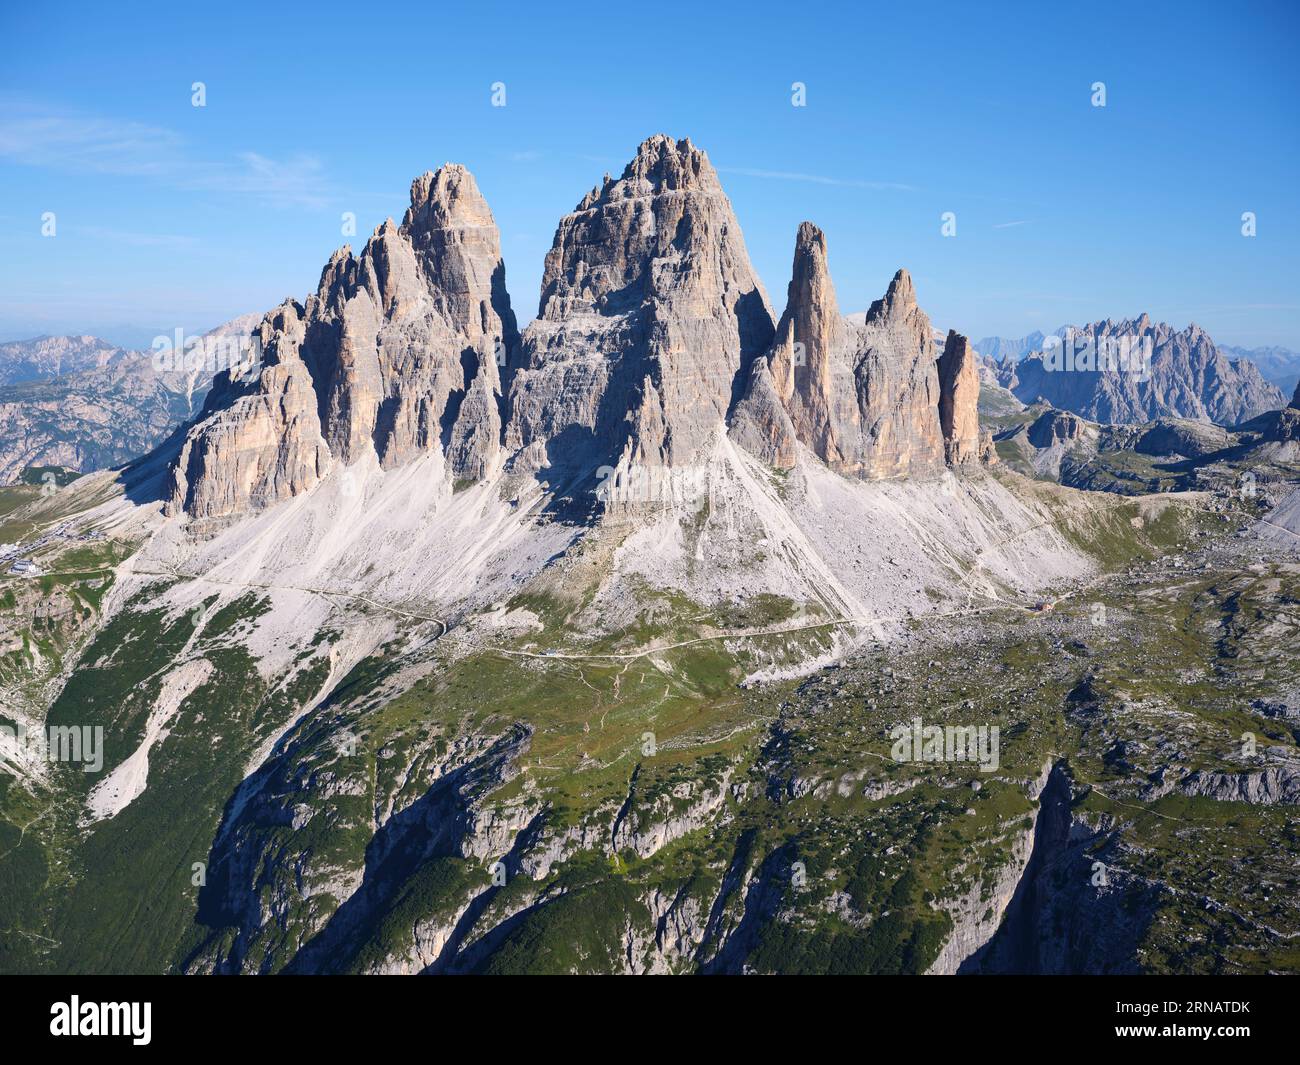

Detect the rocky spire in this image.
[868,268,918,321]
[936,330,983,465]
[849,269,946,478]
[766,222,847,462]
[505,134,775,485]
[167,163,517,519]
[732,235,951,479]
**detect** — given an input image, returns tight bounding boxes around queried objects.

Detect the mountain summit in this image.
[167,164,517,519]
[21,137,1259,983]
[164,136,990,522]
[505,134,775,484]
[1004,317,1284,426]
[731,225,990,478]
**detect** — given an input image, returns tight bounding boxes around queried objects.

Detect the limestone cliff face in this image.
[936,330,982,465]
[742,221,857,469]
[732,224,983,479]
[168,139,995,520]
[503,134,775,481]
[169,303,331,518]
[168,164,517,518]
[1027,408,1089,448]
[1274,380,1300,444]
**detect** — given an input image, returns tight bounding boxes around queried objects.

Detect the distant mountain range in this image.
[0,315,258,485]
[973,331,1046,363]
[978,331,1299,391]
[978,320,1287,426]
[1218,344,1300,397]
[992,379,1300,492]
[0,334,126,386]
[13,306,1291,491]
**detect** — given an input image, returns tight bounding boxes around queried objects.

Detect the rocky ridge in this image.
[731,221,994,480]
[168,166,517,518]
[164,136,990,521]
[1005,316,1284,426]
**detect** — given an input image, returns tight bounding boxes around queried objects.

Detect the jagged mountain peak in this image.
[403,163,495,234]
[769,219,840,407]
[164,137,998,521]
[536,134,758,323]
[1011,315,1285,426]
[731,226,990,481]
[790,221,832,285]
[1065,316,1195,345]
[786,222,837,311]
[867,268,918,323]
[167,160,516,519]
[619,133,715,192]
[509,135,774,479]
[573,135,716,214]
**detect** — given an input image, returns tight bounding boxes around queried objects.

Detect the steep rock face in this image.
[928,761,1055,974]
[1176,762,1300,806]
[1245,379,1300,446]
[1027,408,1090,449]
[762,222,853,465]
[168,165,517,518]
[166,140,996,519]
[732,224,966,480]
[1010,317,1285,426]
[169,303,332,518]
[844,269,946,478]
[1271,383,1300,443]
[936,330,982,465]
[504,135,775,487]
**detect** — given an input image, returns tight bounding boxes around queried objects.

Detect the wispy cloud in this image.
[992,219,1033,229]
[0,112,183,176]
[718,166,915,192]
[0,100,332,209]
[199,151,330,207]
[77,225,198,249]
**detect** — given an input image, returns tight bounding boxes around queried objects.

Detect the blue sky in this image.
[2,0,1297,350]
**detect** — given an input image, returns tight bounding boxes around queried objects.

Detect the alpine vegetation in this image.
[2,3,1297,998]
